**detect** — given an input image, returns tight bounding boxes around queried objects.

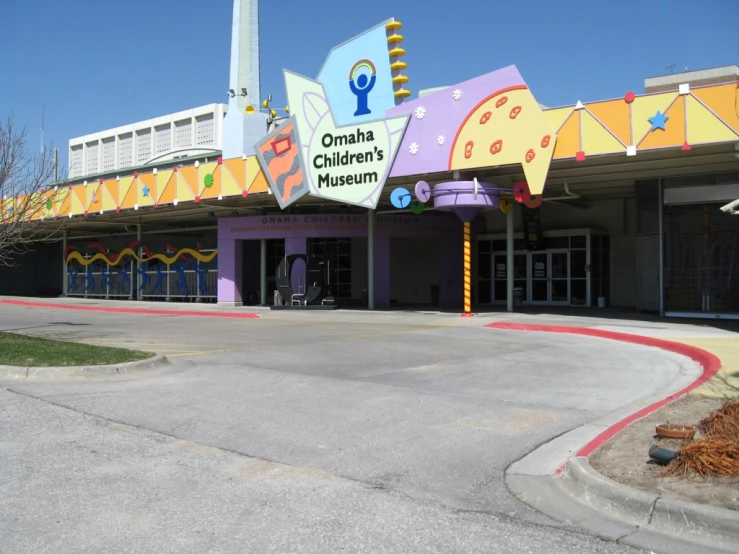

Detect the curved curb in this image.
[0,299,260,319]
[508,459,739,554]
[563,459,739,551]
[0,353,170,380]
[486,322,721,470]
[490,323,734,553]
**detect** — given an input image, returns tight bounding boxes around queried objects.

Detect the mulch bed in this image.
[661,401,739,480]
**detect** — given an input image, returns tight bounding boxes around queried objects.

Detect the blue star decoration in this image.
[142,185,150,197]
[649,110,669,132]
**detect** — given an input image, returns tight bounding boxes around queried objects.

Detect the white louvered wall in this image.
[67,104,226,178]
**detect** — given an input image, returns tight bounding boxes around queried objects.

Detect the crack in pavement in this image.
[1,386,629,549]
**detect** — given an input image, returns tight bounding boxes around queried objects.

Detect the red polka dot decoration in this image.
[524,194,543,208]
[513,181,531,204]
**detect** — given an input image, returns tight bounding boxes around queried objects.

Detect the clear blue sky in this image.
[2,0,737,165]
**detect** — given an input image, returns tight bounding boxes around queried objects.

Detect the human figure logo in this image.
[349,59,376,116]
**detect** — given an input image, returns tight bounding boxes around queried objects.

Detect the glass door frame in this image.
[476,228,604,308]
[547,249,571,306]
[527,249,570,306]
[490,251,528,304]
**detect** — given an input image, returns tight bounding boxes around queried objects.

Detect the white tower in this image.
[222,0,266,158]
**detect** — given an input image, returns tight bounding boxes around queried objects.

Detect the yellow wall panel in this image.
[200,171,220,200]
[686,95,739,145]
[639,95,685,150]
[88,184,103,213]
[137,173,156,207]
[198,162,220,199]
[220,164,242,197]
[85,182,97,210]
[119,177,135,209]
[176,172,196,202]
[552,111,580,158]
[224,158,245,187]
[585,100,630,146]
[691,84,739,134]
[178,166,197,197]
[158,178,176,205]
[245,155,260,186]
[249,170,269,194]
[544,106,574,133]
[631,92,678,145]
[102,180,119,212]
[580,111,624,155]
[41,191,56,219]
[70,186,86,215]
[156,170,174,205]
[57,190,72,217]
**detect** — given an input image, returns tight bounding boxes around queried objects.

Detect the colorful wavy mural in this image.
[65,242,218,299]
[65,243,218,267]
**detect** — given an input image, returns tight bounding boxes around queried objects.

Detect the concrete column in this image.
[61,229,68,297]
[260,238,267,306]
[217,238,243,306]
[506,208,514,312]
[374,234,391,308]
[368,209,375,310]
[438,236,463,307]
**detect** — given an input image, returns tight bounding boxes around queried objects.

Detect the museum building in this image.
[2,1,738,320]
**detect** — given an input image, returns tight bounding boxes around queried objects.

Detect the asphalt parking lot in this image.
[1,303,690,553]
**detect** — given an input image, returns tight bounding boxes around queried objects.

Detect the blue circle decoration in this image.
[390,187,411,209]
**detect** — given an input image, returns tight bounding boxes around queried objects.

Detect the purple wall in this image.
[217,213,463,307]
[386,66,524,178]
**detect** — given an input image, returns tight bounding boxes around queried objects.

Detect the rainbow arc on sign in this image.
[349,59,376,80]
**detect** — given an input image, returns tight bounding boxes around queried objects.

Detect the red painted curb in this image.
[0,299,260,319]
[485,322,721,472]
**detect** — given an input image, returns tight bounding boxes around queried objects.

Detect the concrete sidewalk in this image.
[499,323,739,554]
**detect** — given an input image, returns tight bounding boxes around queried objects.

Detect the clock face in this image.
[449,86,556,196]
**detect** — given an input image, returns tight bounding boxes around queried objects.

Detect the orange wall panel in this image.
[552,111,580,158]
[585,100,630,146]
[639,95,686,150]
[691,84,739,135]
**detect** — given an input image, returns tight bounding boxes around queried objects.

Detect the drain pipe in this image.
[544,181,580,203]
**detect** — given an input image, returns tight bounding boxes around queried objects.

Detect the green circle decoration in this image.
[410,201,425,215]
[45,199,53,211]
[204,173,214,188]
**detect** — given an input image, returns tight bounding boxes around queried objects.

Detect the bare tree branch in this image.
[0,116,66,266]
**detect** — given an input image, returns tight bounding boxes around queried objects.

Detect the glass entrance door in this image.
[549,250,570,305]
[530,252,548,303]
[492,253,528,303]
[308,238,352,300]
[529,251,570,305]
